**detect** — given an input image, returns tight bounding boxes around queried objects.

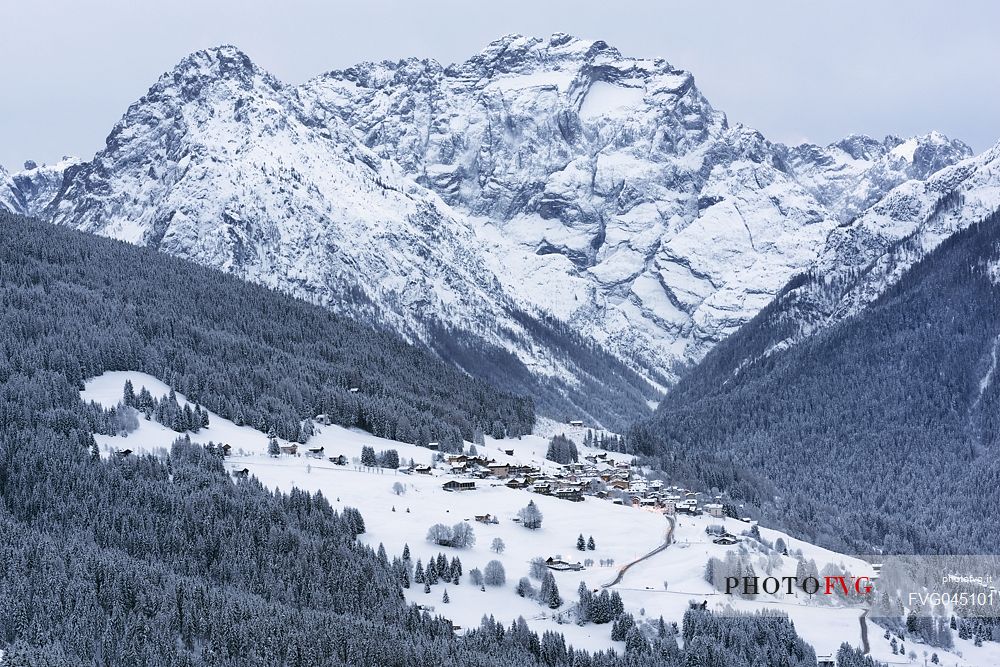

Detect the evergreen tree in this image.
[123,379,135,406]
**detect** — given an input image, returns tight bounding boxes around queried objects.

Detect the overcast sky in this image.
[2,0,997,171]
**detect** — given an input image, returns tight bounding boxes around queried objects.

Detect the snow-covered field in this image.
[82,370,1000,665]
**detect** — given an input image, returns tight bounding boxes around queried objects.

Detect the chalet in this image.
[531,482,552,495]
[414,464,432,475]
[567,419,584,427]
[505,477,528,489]
[629,480,648,494]
[279,443,298,456]
[612,498,624,505]
[348,387,360,393]
[554,487,583,502]
[220,444,232,456]
[450,462,468,474]
[232,467,250,479]
[474,514,498,524]
[503,448,514,456]
[639,497,658,507]
[446,455,469,464]
[306,446,325,459]
[426,441,440,451]
[114,448,133,458]
[442,480,476,492]
[703,503,724,519]
[315,413,332,425]
[817,656,835,667]
[676,501,701,516]
[328,454,348,466]
[713,535,739,546]
[545,557,583,572]
[486,463,510,478]
[610,479,630,491]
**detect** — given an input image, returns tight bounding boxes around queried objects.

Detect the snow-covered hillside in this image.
[82,370,1000,665]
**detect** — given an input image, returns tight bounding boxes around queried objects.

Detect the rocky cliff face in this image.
[299,33,972,378]
[0,157,79,217]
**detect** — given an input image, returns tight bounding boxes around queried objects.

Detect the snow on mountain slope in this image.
[35,36,977,402]
[299,33,970,380]
[766,139,1000,347]
[0,157,79,215]
[12,157,79,217]
[781,131,973,224]
[0,164,17,213]
[48,46,624,407]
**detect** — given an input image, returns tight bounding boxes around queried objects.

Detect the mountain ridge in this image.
[1,36,989,427]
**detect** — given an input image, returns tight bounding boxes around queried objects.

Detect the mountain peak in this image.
[158,44,279,95]
[460,33,625,77]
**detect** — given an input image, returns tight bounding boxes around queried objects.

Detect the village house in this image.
[279,443,298,456]
[442,480,476,492]
[414,464,432,474]
[232,467,250,479]
[704,503,725,519]
[306,446,325,459]
[567,419,584,427]
[327,454,348,466]
[486,462,509,478]
[505,477,528,489]
[545,557,583,572]
[554,487,584,502]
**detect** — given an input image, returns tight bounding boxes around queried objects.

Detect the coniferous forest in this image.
[631,211,1000,555]
[0,212,534,445]
[0,210,822,664]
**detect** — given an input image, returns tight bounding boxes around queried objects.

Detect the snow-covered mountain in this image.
[299,33,972,378]
[8,34,989,420]
[0,157,79,217]
[780,131,972,223]
[758,139,1000,350]
[38,45,659,429]
[0,164,17,214]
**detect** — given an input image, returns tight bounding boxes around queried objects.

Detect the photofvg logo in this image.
[707,556,1000,621]
[724,575,873,597]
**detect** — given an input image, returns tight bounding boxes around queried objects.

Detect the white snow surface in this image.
[79,369,1000,664]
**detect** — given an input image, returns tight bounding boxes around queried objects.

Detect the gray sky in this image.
[2,0,998,171]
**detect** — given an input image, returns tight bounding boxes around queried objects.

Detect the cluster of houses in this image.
[431,451,733,520]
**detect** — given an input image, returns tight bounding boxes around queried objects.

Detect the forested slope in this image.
[631,210,1000,554]
[0,212,534,445]
[0,211,819,664]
